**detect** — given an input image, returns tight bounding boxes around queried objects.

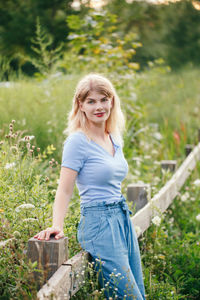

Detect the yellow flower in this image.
[158,254,165,260]
[0,208,4,213]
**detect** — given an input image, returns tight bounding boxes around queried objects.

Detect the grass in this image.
[0,65,200,299]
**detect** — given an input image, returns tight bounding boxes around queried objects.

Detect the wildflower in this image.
[0,238,14,248]
[144,155,151,159]
[152,149,158,155]
[15,203,35,212]
[152,216,161,226]
[193,179,200,187]
[158,254,165,260]
[196,214,200,221]
[5,162,16,169]
[23,218,37,223]
[0,208,4,213]
[153,132,163,141]
[173,130,180,145]
[135,226,142,236]
[181,192,190,202]
[153,177,160,184]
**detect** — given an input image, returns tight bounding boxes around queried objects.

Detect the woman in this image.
[34,74,146,299]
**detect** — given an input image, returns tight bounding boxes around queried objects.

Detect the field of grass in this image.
[0,65,200,299]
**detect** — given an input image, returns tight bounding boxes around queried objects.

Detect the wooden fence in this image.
[27,134,200,300]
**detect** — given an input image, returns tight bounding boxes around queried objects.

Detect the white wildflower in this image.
[15,203,35,212]
[0,238,14,248]
[23,218,37,223]
[193,179,200,187]
[153,176,160,184]
[196,214,200,221]
[181,192,190,202]
[130,92,137,102]
[135,225,142,236]
[153,132,163,141]
[5,162,16,169]
[152,149,159,155]
[152,216,161,226]
[134,169,140,176]
[144,155,151,159]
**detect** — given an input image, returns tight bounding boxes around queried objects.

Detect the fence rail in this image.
[27,137,200,300]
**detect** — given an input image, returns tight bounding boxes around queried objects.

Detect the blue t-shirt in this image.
[61,131,128,204]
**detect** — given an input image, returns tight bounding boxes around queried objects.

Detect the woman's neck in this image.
[86,122,108,141]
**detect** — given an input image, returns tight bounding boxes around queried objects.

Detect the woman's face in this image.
[79,90,113,126]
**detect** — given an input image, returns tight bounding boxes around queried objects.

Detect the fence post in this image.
[185,144,193,157]
[127,183,150,213]
[198,129,200,142]
[27,236,68,289]
[161,160,177,172]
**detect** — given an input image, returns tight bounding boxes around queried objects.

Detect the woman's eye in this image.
[102,98,108,102]
[88,100,94,104]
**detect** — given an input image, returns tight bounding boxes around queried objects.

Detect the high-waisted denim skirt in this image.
[77,195,146,300]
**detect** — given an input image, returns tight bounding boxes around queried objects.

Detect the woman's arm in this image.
[34,167,77,240]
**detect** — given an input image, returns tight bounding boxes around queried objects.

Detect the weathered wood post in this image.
[198,129,200,142]
[27,236,68,289]
[161,160,177,172]
[127,183,151,213]
[185,144,193,156]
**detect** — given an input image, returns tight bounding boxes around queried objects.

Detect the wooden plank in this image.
[66,251,90,297]
[37,251,89,299]
[27,237,68,289]
[161,160,177,172]
[37,265,71,299]
[131,143,200,237]
[127,183,150,213]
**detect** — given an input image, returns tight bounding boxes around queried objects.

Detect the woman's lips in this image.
[95,112,105,117]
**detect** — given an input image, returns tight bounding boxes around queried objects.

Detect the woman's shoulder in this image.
[63,131,88,146]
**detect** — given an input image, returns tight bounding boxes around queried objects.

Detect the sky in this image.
[72,0,200,10]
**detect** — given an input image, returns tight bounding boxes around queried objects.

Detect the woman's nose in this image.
[96,102,103,110]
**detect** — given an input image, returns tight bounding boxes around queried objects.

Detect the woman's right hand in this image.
[34,226,64,240]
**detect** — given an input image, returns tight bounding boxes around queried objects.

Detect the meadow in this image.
[0,64,200,299]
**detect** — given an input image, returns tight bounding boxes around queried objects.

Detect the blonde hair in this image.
[64,73,125,145]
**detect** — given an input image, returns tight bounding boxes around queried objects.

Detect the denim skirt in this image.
[77,196,146,300]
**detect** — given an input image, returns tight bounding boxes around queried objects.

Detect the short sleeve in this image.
[61,132,87,172]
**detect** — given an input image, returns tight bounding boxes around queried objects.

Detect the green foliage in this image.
[28,17,64,77]
[0,121,82,298]
[62,9,141,74]
[141,164,200,299]
[107,0,200,69]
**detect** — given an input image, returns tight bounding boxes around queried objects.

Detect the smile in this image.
[95,113,105,117]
